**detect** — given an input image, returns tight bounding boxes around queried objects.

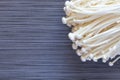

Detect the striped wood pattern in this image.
[0,0,119,80]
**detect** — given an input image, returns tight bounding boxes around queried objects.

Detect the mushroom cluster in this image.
[62,0,120,66]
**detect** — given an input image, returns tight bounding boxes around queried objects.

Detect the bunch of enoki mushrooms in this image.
[62,0,120,66]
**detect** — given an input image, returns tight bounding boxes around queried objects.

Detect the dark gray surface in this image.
[0,0,120,80]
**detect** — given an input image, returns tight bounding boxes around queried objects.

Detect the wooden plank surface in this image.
[0,0,120,80]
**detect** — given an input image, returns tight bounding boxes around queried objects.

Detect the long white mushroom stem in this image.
[68,15,115,41]
[62,0,120,66]
[109,56,120,66]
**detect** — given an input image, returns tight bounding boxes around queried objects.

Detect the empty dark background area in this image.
[0,0,119,80]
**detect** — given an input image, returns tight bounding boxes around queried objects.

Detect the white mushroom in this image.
[62,0,120,66]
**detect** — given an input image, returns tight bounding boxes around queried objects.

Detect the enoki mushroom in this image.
[62,0,120,66]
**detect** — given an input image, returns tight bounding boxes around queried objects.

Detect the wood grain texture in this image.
[0,0,120,80]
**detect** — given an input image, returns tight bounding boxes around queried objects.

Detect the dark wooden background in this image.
[0,0,120,80]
